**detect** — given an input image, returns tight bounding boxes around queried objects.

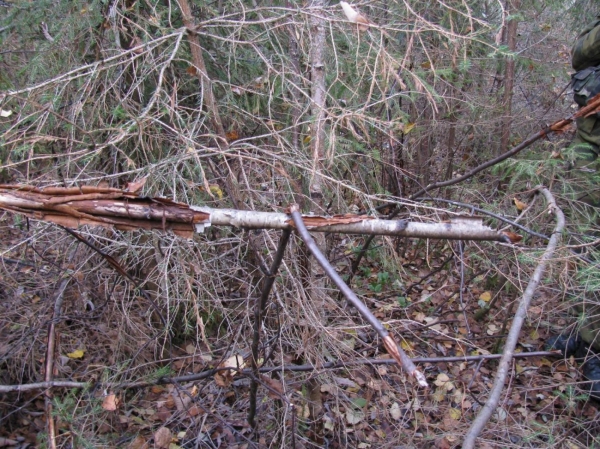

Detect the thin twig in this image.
[0,351,561,394]
[248,229,291,428]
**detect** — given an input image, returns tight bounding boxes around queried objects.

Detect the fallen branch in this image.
[411,93,600,199]
[462,186,565,449]
[44,275,72,449]
[0,351,561,393]
[0,184,513,242]
[289,204,429,388]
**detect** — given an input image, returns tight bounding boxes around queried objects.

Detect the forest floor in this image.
[1,212,599,449]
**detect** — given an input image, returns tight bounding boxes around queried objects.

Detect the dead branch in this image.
[289,204,428,388]
[462,186,565,449]
[0,184,513,241]
[44,275,72,449]
[248,229,291,428]
[0,351,560,394]
[411,93,600,199]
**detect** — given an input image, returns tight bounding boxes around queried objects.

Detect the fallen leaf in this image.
[402,122,416,134]
[513,197,528,211]
[501,231,523,243]
[126,435,148,449]
[214,354,244,387]
[102,393,119,411]
[260,375,284,399]
[479,291,491,302]
[449,407,461,420]
[125,177,147,194]
[352,397,367,408]
[225,130,239,142]
[0,109,12,118]
[487,324,499,335]
[66,349,85,359]
[390,402,402,420]
[434,373,450,386]
[296,403,310,419]
[345,408,364,424]
[154,427,172,449]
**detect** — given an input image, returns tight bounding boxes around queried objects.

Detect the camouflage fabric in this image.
[572,17,600,71]
[571,16,600,154]
[568,17,600,349]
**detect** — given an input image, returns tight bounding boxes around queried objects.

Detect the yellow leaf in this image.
[400,340,413,352]
[209,184,223,199]
[479,291,491,302]
[434,373,450,386]
[67,349,85,359]
[402,122,416,135]
[449,407,461,420]
[513,198,528,211]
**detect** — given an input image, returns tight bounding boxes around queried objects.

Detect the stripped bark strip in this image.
[462,186,565,449]
[249,229,292,428]
[289,204,428,388]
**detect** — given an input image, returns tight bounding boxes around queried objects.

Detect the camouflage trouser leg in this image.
[568,114,600,350]
[570,115,600,207]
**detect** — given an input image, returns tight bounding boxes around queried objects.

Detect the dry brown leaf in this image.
[260,374,284,399]
[125,177,147,194]
[501,231,523,243]
[127,435,149,449]
[102,393,119,411]
[154,427,172,449]
[214,354,244,387]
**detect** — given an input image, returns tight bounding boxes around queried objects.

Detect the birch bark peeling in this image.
[0,185,511,241]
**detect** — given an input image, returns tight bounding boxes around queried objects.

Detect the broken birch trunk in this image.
[0,184,516,242]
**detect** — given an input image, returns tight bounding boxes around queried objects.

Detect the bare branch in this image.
[462,186,565,449]
[289,204,428,388]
